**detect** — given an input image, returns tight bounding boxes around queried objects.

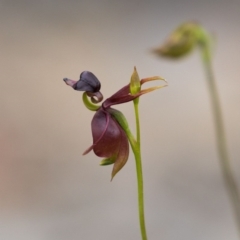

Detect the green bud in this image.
[153,22,200,58]
[130,67,141,94]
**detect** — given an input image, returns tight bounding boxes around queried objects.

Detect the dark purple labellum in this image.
[63,71,101,93]
[76,71,101,92]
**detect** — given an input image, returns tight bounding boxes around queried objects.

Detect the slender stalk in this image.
[200,41,240,236]
[112,98,148,239]
[132,98,148,240]
[134,98,141,144]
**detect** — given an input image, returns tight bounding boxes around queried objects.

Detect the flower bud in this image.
[152,22,199,58]
[130,67,141,94]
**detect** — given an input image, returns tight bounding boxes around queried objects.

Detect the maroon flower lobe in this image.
[83,108,129,180]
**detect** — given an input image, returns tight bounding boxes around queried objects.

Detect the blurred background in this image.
[1,0,240,239]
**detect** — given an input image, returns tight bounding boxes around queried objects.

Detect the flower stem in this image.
[133,98,148,240]
[134,98,141,144]
[200,38,240,237]
[110,99,148,239]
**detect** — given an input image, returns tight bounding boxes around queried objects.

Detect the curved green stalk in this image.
[82,92,100,111]
[200,37,240,237]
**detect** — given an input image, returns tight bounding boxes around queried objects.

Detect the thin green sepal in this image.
[100,158,115,166]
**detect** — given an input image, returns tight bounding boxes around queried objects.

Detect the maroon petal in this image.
[91,109,121,158]
[102,76,167,109]
[111,123,129,180]
[103,84,138,109]
[83,108,129,179]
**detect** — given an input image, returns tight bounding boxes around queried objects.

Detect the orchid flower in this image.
[64,68,166,179]
[64,67,167,240]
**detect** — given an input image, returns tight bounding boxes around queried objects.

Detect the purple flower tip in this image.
[63,71,101,93]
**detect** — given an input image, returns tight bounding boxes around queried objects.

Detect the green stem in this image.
[108,104,147,239]
[133,98,148,240]
[201,40,240,236]
[134,98,141,144]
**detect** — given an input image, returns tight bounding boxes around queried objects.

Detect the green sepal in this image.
[108,108,137,149]
[100,158,115,166]
[108,108,130,132]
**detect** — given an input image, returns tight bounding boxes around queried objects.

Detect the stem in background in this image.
[133,98,148,240]
[201,41,240,237]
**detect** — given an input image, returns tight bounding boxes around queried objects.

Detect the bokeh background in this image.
[1,0,240,239]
